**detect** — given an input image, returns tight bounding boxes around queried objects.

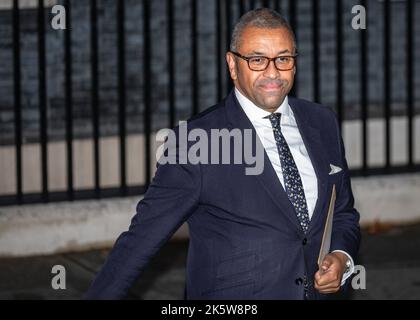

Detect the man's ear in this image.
[226,52,238,81]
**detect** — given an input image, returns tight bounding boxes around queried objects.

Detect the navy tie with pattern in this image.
[266,112,310,233]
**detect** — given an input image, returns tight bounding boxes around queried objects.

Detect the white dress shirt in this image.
[235,88,354,284]
[235,88,318,219]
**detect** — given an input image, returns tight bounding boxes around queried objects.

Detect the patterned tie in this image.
[266,112,310,233]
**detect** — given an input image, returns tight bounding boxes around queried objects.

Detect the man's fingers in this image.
[314,275,341,292]
[315,279,340,290]
[314,267,341,292]
[314,253,346,294]
[321,256,333,271]
[314,270,322,282]
[315,269,337,287]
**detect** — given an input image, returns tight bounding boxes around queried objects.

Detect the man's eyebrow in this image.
[247,49,292,55]
[277,49,291,55]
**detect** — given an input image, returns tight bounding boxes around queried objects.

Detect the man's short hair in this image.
[230,8,297,52]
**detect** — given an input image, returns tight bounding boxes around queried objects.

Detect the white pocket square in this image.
[329,164,342,175]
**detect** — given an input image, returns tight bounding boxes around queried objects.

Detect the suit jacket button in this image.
[295,278,303,285]
[302,238,308,245]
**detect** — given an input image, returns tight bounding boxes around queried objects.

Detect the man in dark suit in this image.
[86,8,360,300]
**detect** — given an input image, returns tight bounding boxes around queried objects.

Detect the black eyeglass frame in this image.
[230,51,299,71]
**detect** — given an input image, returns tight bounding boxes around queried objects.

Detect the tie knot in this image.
[265,112,281,129]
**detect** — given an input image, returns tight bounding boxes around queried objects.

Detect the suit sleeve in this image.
[329,113,361,264]
[85,136,201,299]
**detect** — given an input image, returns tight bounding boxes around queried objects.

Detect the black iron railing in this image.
[1,0,419,206]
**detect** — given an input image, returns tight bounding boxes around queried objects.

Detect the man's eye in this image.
[250,57,266,65]
[277,57,291,63]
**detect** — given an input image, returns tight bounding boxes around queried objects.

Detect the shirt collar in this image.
[234,87,291,122]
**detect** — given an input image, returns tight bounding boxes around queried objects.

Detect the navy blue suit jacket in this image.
[86,91,361,299]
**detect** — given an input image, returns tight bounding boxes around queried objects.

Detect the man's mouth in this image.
[257,81,286,91]
[261,84,281,90]
[259,84,284,93]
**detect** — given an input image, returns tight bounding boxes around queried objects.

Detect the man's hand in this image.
[314,252,348,294]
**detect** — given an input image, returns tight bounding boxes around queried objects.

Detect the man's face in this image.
[227,26,296,113]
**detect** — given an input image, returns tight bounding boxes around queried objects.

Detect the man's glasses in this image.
[230,51,298,71]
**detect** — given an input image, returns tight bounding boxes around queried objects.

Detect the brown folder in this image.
[317,184,336,267]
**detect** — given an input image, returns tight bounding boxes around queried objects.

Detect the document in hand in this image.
[317,184,336,267]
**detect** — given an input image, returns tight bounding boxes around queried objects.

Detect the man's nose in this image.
[263,59,280,79]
